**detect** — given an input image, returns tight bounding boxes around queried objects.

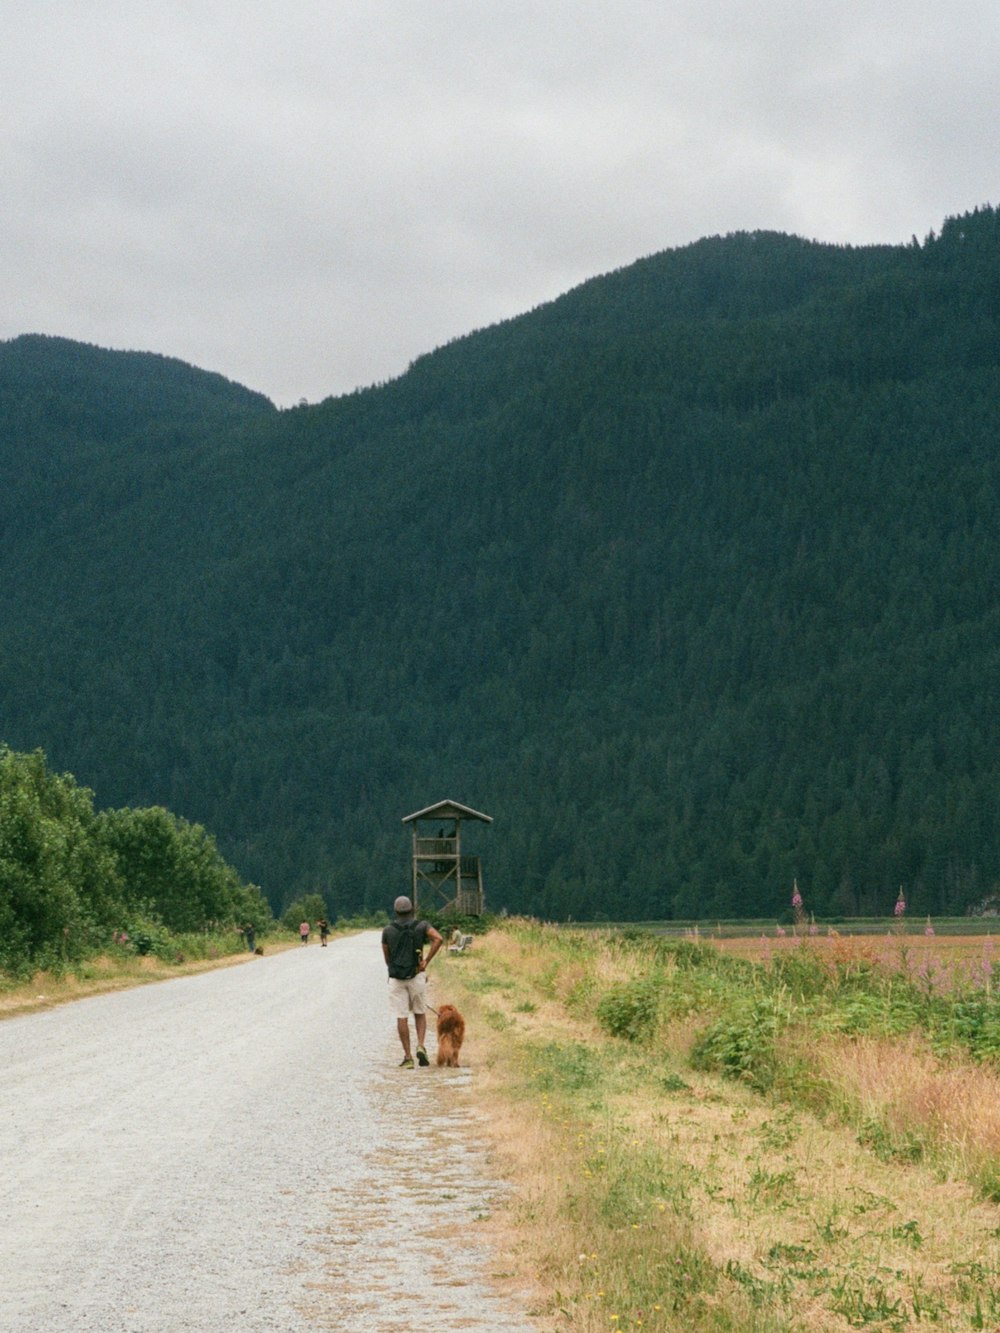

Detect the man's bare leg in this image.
[397,1016,412,1059]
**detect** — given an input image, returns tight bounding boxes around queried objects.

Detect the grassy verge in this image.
[0,929,311,1019]
[433,920,1000,1331]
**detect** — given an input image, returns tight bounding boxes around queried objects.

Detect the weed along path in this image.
[0,932,536,1332]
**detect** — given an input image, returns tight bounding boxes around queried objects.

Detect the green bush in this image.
[658,938,720,970]
[690,996,784,1092]
[940,996,1000,1064]
[769,948,832,1000]
[596,977,661,1042]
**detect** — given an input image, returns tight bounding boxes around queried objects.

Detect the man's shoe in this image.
[399,1056,415,1068]
[416,1046,430,1066]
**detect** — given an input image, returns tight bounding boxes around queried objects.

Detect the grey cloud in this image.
[2,2,996,404]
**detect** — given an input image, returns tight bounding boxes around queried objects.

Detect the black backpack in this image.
[384,920,422,979]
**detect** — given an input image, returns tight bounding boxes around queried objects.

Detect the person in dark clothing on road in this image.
[381,896,442,1068]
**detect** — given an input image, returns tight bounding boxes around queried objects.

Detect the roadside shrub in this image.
[132,930,155,956]
[690,996,784,1091]
[123,920,168,957]
[814,991,896,1037]
[938,996,1000,1064]
[597,976,661,1042]
[662,938,719,970]
[769,947,831,1000]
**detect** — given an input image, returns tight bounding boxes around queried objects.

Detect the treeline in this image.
[0,746,269,978]
[1,208,999,923]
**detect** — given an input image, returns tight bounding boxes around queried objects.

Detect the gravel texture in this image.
[0,932,536,1331]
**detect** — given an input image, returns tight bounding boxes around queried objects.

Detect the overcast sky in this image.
[3,2,997,406]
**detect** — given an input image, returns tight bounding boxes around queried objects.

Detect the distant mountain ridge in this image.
[1,205,998,921]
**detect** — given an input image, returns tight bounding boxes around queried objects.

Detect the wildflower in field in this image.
[977,943,994,994]
[776,925,785,937]
[925,916,934,936]
[791,880,806,934]
[894,888,906,918]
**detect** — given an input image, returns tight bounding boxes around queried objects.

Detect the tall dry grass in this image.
[804,1031,1000,1196]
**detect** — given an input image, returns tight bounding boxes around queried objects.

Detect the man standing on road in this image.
[381,896,442,1068]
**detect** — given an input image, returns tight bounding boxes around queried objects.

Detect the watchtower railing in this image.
[414,837,457,856]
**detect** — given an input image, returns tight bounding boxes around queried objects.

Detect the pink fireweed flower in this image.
[790,880,806,933]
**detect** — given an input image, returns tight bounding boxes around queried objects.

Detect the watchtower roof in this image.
[401,799,493,825]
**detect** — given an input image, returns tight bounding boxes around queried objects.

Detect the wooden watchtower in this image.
[402,799,492,916]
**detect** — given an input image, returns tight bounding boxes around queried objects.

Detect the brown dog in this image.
[435,1004,466,1067]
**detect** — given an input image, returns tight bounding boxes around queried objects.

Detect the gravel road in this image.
[0,932,536,1331]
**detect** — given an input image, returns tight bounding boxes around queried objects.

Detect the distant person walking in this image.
[243,922,256,953]
[317,919,329,947]
[381,896,442,1068]
[299,920,310,945]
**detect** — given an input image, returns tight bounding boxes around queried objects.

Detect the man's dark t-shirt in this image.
[381,919,431,979]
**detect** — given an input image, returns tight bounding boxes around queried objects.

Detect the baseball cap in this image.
[394,895,413,915]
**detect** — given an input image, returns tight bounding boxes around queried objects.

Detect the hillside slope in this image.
[1,208,998,920]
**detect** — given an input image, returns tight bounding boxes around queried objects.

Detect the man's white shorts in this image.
[388,974,427,1018]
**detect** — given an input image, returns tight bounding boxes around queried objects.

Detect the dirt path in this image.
[0,932,535,1331]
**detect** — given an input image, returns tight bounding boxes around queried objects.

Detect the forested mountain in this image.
[2,206,998,922]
